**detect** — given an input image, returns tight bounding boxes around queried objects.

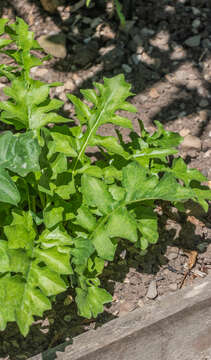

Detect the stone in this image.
[192,19,201,28]
[131,54,141,65]
[40,0,59,13]
[35,68,48,77]
[169,283,177,291]
[122,20,136,33]
[167,252,178,261]
[202,39,211,49]
[119,301,136,316]
[90,17,102,29]
[73,41,99,67]
[184,35,201,47]
[122,64,132,73]
[179,128,190,137]
[181,135,201,151]
[146,280,158,300]
[133,34,144,47]
[64,79,75,91]
[140,27,155,37]
[203,149,211,158]
[38,33,66,58]
[199,99,209,108]
[149,88,160,99]
[192,7,201,15]
[137,299,144,308]
[103,47,124,71]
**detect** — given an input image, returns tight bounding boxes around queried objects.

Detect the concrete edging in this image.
[30,274,211,360]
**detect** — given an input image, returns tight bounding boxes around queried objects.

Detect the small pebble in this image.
[179,128,190,137]
[169,283,177,291]
[181,135,201,151]
[192,19,201,28]
[146,280,158,299]
[119,301,136,316]
[199,99,209,108]
[184,35,201,47]
[131,53,141,65]
[192,7,201,16]
[203,150,211,158]
[167,252,178,261]
[137,299,144,307]
[122,64,132,73]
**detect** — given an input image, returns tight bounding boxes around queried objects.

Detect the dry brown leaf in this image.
[186,250,198,270]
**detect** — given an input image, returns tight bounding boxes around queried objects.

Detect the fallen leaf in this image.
[185,250,198,270]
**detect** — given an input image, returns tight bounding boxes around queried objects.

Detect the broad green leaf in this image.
[76,206,96,232]
[4,210,36,250]
[0,18,8,35]
[29,110,71,130]
[8,132,41,176]
[0,39,13,49]
[171,158,207,186]
[122,162,157,202]
[16,286,51,336]
[107,207,137,242]
[50,153,67,179]
[31,264,67,296]
[122,162,194,202]
[135,206,159,247]
[35,247,72,274]
[39,226,73,249]
[148,121,183,148]
[132,147,178,161]
[76,286,112,318]
[0,275,26,330]
[0,130,41,176]
[81,174,113,215]
[0,167,20,205]
[71,237,95,266]
[54,181,76,199]
[109,114,133,129]
[43,205,64,229]
[48,132,77,158]
[191,187,211,212]
[0,241,10,272]
[108,184,125,201]
[92,225,117,260]
[27,85,49,107]
[70,74,135,169]
[90,135,129,158]
[67,94,91,125]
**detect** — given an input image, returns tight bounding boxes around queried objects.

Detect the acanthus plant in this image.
[0,17,210,337]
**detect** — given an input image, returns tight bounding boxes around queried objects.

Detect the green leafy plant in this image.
[0,17,210,336]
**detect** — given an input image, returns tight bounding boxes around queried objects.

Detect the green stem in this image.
[39,191,45,209]
[24,179,31,211]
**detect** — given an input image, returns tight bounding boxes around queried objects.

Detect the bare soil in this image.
[0,0,211,359]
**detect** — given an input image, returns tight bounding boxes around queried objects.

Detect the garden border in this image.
[29,273,211,360]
